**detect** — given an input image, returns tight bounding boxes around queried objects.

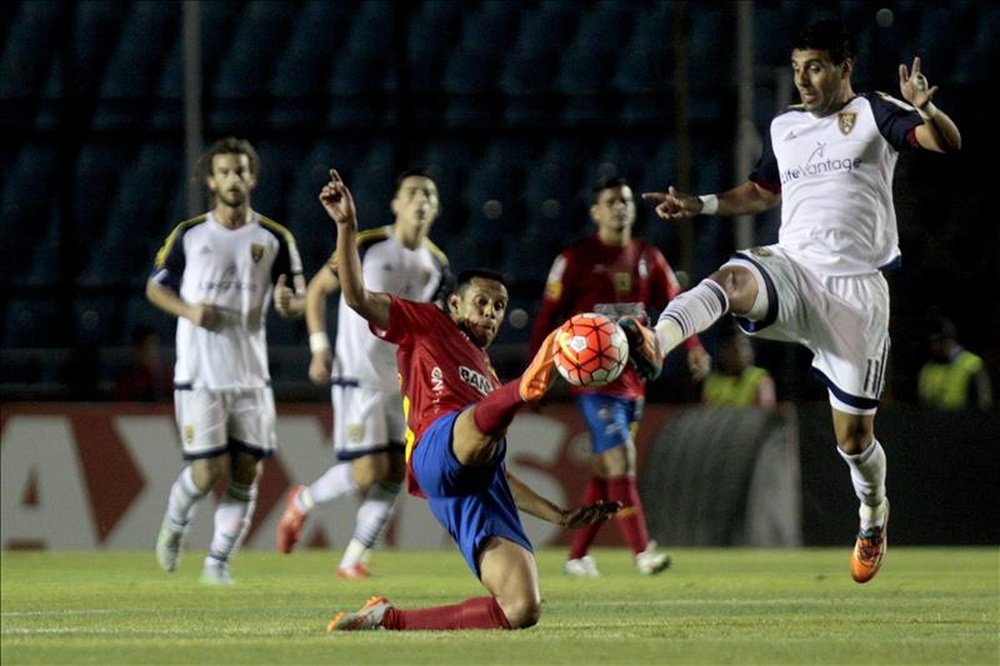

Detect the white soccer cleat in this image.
[155,518,184,572]
[562,555,601,577]
[200,556,234,586]
[635,541,672,575]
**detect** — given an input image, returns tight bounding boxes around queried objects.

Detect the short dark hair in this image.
[591,175,631,202]
[198,137,260,180]
[794,20,854,65]
[395,168,436,191]
[454,268,508,294]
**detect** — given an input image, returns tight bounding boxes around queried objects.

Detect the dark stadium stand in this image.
[0,0,994,404]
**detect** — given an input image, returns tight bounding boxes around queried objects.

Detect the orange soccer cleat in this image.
[519,328,559,401]
[850,501,889,583]
[327,596,393,631]
[336,563,371,580]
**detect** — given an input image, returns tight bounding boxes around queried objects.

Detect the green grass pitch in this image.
[2,547,997,665]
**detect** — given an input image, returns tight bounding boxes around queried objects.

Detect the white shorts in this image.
[725,246,890,415]
[331,382,406,461]
[174,386,277,459]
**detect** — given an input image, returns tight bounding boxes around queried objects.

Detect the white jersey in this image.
[150,211,303,389]
[751,92,923,276]
[330,225,448,391]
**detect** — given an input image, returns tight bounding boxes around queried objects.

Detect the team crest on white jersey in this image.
[838,112,857,135]
[749,246,772,257]
[251,243,264,263]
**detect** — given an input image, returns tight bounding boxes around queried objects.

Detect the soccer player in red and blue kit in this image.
[529,176,710,577]
[319,168,621,631]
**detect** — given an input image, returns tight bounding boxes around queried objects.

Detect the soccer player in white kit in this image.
[276,169,449,578]
[641,21,961,583]
[148,137,307,584]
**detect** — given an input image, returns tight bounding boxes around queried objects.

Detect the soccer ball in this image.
[554,313,630,387]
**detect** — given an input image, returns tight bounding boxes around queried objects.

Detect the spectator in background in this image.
[147,137,306,585]
[529,175,711,578]
[918,313,993,411]
[701,320,776,409]
[276,169,451,579]
[112,325,172,402]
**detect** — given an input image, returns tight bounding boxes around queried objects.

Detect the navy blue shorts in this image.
[574,393,642,454]
[411,410,533,578]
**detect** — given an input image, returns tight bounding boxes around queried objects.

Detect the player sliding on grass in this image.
[320,168,621,631]
[641,21,961,583]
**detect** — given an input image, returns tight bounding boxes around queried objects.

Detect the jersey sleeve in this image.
[749,122,781,193]
[266,223,304,287]
[375,296,439,347]
[150,223,189,292]
[867,92,924,151]
[529,252,572,355]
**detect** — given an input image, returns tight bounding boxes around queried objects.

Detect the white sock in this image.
[838,439,887,528]
[341,481,401,568]
[208,481,256,563]
[339,538,370,570]
[166,466,207,532]
[655,278,729,355]
[306,463,358,506]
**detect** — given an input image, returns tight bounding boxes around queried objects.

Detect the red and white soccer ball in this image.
[554,312,630,387]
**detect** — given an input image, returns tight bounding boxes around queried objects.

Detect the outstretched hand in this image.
[560,500,621,529]
[899,56,937,109]
[641,186,703,220]
[319,168,357,228]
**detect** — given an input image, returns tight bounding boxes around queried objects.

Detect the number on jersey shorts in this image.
[725,245,890,414]
[174,386,277,459]
[331,384,407,461]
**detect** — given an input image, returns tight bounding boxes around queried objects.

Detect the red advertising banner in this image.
[1,402,679,551]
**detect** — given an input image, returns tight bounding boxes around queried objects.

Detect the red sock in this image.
[382,596,511,631]
[607,476,649,554]
[568,476,607,560]
[472,380,524,434]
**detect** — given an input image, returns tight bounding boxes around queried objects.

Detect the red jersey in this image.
[375,296,501,497]
[529,234,700,399]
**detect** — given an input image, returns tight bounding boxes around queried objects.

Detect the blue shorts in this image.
[575,393,642,454]
[411,410,533,578]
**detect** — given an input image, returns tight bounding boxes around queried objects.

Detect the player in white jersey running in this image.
[641,20,961,583]
[148,137,307,584]
[276,169,450,578]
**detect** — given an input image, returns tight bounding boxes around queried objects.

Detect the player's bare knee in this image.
[191,457,224,490]
[711,265,757,313]
[499,595,542,629]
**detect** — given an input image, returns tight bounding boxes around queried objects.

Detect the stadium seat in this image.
[268,1,347,128]
[443,48,503,127]
[93,1,179,131]
[1,143,59,277]
[0,0,64,101]
[209,0,295,130]
[3,297,61,348]
[71,0,126,97]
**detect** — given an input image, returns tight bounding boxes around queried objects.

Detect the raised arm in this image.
[898,56,961,153]
[319,169,391,331]
[641,181,780,221]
